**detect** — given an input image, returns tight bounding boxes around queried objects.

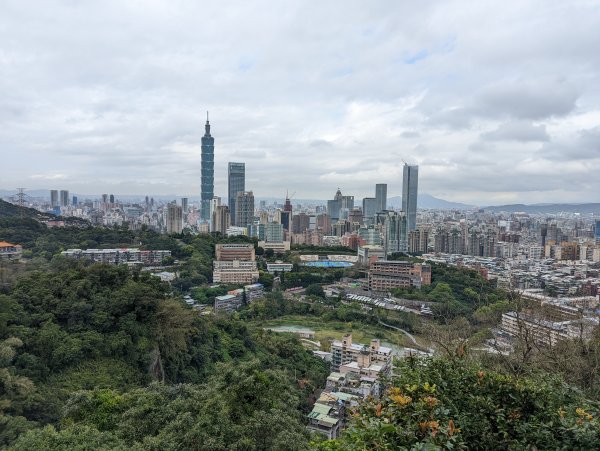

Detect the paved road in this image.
[378,319,434,354]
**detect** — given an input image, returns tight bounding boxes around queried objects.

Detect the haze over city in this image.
[1,0,599,204]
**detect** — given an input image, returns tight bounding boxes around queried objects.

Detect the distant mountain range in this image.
[388,194,473,210]
[481,203,600,214]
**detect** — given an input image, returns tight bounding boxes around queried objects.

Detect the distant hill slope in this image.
[482,203,600,214]
[0,199,89,225]
[0,198,55,220]
[388,194,473,210]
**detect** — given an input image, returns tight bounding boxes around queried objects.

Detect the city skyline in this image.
[1,1,599,204]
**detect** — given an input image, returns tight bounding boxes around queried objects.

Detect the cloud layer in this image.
[1,0,599,205]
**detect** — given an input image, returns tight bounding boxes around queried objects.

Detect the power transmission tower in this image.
[16,188,26,207]
[15,188,27,217]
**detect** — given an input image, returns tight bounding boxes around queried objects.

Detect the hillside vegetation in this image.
[0,262,328,449]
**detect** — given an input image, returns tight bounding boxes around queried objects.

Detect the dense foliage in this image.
[4,205,600,450]
[11,361,313,451]
[0,215,179,260]
[0,262,328,448]
[0,199,61,221]
[321,358,600,450]
[392,262,509,322]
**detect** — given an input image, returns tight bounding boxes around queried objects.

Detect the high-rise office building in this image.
[292,213,310,234]
[402,164,418,231]
[362,197,377,221]
[181,197,189,213]
[348,207,363,226]
[109,194,115,204]
[72,195,78,206]
[327,188,343,221]
[235,191,254,229]
[277,210,291,231]
[284,195,293,213]
[50,190,59,208]
[316,213,331,234]
[341,195,354,211]
[209,196,221,230]
[102,194,108,204]
[228,162,245,225]
[266,222,284,242]
[212,205,231,235]
[201,113,215,221]
[166,203,183,234]
[59,190,69,207]
[375,184,387,213]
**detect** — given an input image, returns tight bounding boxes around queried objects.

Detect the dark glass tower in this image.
[228,162,245,225]
[375,183,387,212]
[201,112,214,220]
[402,163,419,231]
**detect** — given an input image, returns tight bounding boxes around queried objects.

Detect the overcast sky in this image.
[1,0,599,205]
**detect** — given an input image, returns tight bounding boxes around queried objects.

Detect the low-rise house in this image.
[214,294,241,314]
[0,242,22,260]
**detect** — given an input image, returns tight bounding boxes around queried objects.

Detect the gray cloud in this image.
[538,127,600,161]
[475,79,579,120]
[0,0,599,204]
[481,121,550,142]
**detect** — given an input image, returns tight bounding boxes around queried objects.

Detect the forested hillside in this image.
[0,199,55,220]
[3,205,600,450]
[0,262,328,449]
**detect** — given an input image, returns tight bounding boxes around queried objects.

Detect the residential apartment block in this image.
[367,260,432,292]
[213,243,258,284]
[215,243,255,261]
[61,248,171,265]
[214,283,264,314]
[330,334,392,373]
[501,311,599,347]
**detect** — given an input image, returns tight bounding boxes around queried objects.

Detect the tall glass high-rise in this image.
[228,162,245,225]
[402,164,418,231]
[375,183,387,212]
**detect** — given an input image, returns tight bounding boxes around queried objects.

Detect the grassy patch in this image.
[250,315,424,351]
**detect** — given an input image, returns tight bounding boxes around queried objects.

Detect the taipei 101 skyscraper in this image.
[200,112,214,221]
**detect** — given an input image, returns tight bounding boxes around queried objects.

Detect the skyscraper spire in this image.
[205,111,211,136]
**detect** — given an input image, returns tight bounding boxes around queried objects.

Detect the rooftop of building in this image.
[340,361,385,373]
[331,340,392,355]
[216,243,254,248]
[215,294,238,301]
[307,411,339,426]
[318,391,359,404]
[327,372,345,382]
[0,241,20,247]
[372,260,414,265]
